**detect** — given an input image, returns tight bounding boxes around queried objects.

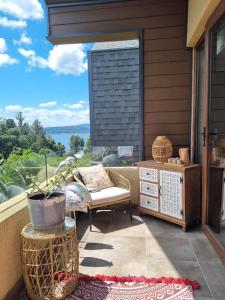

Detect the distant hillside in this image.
[45,124,90,134]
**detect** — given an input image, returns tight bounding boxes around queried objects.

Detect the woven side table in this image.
[21,217,79,300]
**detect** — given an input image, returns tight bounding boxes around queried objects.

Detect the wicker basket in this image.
[21,218,79,300]
[152,136,173,162]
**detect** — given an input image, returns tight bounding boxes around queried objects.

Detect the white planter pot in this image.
[28,191,65,230]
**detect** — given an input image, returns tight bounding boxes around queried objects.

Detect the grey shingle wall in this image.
[88,45,141,160]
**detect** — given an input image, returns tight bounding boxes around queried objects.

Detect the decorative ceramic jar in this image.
[179,147,190,165]
[152,136,173,162]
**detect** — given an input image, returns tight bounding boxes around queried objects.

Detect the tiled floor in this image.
[215,229,225,249]
[76,208,225,300]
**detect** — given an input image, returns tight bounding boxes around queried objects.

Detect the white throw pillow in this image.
[78,164,113,189]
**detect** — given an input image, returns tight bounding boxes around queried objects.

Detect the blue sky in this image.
[0,0,91,127]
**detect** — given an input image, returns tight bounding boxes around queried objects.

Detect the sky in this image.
[0,0,91,127]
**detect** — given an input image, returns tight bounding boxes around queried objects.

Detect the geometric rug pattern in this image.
[66,275,199,300]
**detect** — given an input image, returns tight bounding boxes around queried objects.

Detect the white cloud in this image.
[0,0,43,20]
[18,48,47,69]
[0,37,6,53]
[2,105,90,127]
[18,44,87,76]
[48,44,87,75]
[0,37,18,67]
[0,54,18,66]
[63,100,87,108]
[69,103,83,109]
[79,100,87,104]
[13,32,32,45]
[0,17,27,29]
[5,105,22,112]
[39,101,57,108]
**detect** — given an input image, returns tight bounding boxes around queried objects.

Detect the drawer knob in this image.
[147,173,149,175]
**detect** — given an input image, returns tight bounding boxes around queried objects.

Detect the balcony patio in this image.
[2,1,225,299]
[0,163,224,300]
[71,208,225,300]
[16,201,225,300]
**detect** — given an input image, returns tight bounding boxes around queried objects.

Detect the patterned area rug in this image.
[66,275,200,300]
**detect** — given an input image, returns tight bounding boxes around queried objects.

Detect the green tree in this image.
[32,119,45,136]
[6,119,16,129]
[31,135,47,153]
[84,136,91,153]
[16,112,24,128]
[7,127,21,136]
[70,135,84,154]
[0,119,7,134]
[0,135,19,157]
[55,143,66,156]
[21,122,31,135]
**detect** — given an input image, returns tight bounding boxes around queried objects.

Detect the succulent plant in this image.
[0,193,8,203]
[0,179,8,195]
[102,154,119,166]
[6,185,24,198]
[0,180,24,200]
[0,166,3,174]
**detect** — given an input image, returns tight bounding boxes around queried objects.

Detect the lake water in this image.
[49,132,90,151]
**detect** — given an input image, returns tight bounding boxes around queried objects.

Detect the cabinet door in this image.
[160,170,183,219]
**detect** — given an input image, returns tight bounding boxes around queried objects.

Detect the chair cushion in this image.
[90,187,130,206]
[78,164,113,189]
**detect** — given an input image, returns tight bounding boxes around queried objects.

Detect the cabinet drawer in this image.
[139,167,158,182]
[140,195,158,211]
[140,181,158,197]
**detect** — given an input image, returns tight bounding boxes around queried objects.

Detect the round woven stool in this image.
[21,217,79,300]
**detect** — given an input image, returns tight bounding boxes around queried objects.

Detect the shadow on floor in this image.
[85,242,114,250]
[76,208,143,237]
[80,257,113,268]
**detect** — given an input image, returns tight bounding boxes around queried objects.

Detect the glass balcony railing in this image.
[0,145,137,205]
[86,145,138,167]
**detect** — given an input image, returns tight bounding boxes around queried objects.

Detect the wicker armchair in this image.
[73,168,132,231]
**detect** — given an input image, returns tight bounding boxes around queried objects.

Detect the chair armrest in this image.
[106,169,131,191]
[71,173,86,188]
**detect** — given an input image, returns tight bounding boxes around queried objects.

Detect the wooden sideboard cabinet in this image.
[137,161,201,231]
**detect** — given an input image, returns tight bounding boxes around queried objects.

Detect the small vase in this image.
[152,136,173,162]
[179,148,190,165]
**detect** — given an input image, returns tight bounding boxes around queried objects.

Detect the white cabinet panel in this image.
[139,167,158,182]
[140,181,158,197]
[140,195,158,211]
[160,170,183,220]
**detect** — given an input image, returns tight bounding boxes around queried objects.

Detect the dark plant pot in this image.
[28,191,66,230]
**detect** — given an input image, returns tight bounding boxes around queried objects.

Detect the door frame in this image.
[197,1,225,262]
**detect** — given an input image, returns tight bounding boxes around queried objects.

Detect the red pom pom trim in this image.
[78,274,200,290]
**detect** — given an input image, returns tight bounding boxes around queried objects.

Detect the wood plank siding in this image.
[46,0,192,159]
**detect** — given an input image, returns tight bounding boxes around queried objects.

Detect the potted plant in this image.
[27,163,74,231]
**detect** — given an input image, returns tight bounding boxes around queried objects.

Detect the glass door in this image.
[207,17,225,248]
[196,44,205,165]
